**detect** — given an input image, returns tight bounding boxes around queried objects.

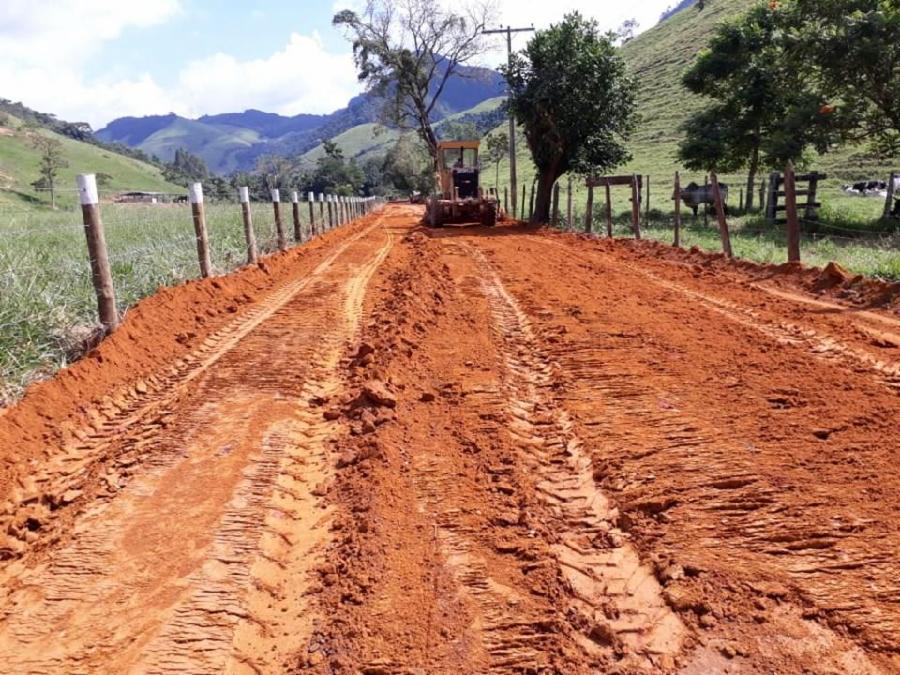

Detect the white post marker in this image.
[189,181,204,205]
[78,173,100,206]
[77,174,118,330]
[189,182,212,278]
[291,191,298,203]
[239,186,258,263]
[271,188,286,250]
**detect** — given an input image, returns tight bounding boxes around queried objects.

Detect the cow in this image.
[842,180,887,197]
[680,181,729,217]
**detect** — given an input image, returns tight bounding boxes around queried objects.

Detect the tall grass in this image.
[0,201,306,401]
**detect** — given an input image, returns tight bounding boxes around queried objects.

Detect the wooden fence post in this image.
[520,184,526,220]
[630,174,642,239]
[567,177,573,229]
[605,182,613,238]
[739,188,744,212]
[307,191,316,236]
[551,182,560,227]
[239,186,258,264]
[77,174,118,331]
[318,193,325,230]
[290,191,302,242]
[645,174,651,223]
[806,173,821,221]
[709,171,733,258]
[271,189,286,250]
[766,172,779,223]
[673,171,682,247]
[784,162,801,263]
[584,182,594,233]
[189,182,212,278]
[703,174,709,227]
[759,178,766,213]
[528,181,535,221]
[884,172,897,219]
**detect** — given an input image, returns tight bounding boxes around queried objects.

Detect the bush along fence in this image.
[531,164,900,268]
[76,173,382,333]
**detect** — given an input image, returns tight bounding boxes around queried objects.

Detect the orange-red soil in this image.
[0,205,898,674]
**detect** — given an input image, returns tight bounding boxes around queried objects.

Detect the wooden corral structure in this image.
[585,174,643,238]
[765,171,825,223]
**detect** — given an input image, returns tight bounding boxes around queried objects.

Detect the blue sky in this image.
[1,0,675,129]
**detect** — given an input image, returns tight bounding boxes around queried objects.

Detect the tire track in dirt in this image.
[0,220,386,566]
[473,231,898,672]
[0,217,394,673]
[541,237,900,394]
[460,242,685,670]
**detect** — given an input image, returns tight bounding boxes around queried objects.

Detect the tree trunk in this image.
[532,169,559,224]
[745,145,759,212]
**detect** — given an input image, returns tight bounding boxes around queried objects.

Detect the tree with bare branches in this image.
[333,0,495,177]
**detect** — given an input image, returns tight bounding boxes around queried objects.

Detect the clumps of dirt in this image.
[302,231,458,669]
[815,261,853,290]
[0,221,370,501]
[558,231,900,311]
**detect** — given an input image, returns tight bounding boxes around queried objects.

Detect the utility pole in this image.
[483,25,534,219]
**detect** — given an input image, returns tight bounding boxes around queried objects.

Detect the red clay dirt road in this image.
[0,204,898,673]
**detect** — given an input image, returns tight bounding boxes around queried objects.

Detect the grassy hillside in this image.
[484,0,897,226]
[0,114,182,210]
[297,123,402,169]
[139,118,263,174]
[298,97,508,169]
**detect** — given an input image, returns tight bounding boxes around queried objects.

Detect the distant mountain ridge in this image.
[96,62,505,174]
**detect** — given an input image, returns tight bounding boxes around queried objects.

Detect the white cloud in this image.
[0,0,671,129]
[0,0,182,66]
[0,2,359,128]
[176,32,359,119]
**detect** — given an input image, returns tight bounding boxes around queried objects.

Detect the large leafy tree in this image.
[30,135,68,209]
[503,13,637,223]
[333,0,493,175]
[783,0,900,153]
[163,147,209,186]
[678,4,837,209]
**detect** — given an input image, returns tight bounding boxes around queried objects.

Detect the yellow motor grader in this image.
[426,140,499,227]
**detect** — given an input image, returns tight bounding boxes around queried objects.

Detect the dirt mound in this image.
[815,261,853,289]
[0,219,373,499]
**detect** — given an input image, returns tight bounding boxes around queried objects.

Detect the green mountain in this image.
[0,112,182,210]
[97,63,506,174]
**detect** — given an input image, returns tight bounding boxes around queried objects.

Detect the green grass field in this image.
[0,113,182,210]
[480,0,899,280]
[0,201,317,401]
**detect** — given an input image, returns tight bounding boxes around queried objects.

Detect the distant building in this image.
[113,191,185,204]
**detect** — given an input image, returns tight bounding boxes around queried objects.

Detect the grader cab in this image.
[426,140,499,227]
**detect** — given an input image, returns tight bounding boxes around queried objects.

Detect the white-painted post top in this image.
[291,191,298,203]
[318,193,325,202]
[188,182,204,204]
[271,188,280,203]
[77,174,99,205]
[308,191,315,202]
[239,186,250,203]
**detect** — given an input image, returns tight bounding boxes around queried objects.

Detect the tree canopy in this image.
[333,0,493,175]
[503,12,637,222]
[678,4,839,208]
[783,0,900,153]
